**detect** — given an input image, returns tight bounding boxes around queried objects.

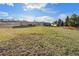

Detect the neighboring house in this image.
[51,23,57,27]
[43,22,51,26]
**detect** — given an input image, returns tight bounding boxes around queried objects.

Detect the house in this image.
[51,23,57,27]
[43,22,51,26]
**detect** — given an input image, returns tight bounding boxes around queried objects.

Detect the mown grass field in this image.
[0,26,79,56]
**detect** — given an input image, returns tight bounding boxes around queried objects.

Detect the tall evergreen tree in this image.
[53,20,58,24]
[57,19,64,26]
[65,16,70,26]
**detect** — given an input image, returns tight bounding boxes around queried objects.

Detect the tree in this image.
[78,16,79,21]
[70,14,78,26]
[76,16,79,26]
[65,16,70,26]
[53,20,58,24]
[64,14,79,26]
[57,19,64,26]
[71,14,77,21]
[0,19,4,21]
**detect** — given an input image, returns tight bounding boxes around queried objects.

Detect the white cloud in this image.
[6,16,14,19]
[36,16,54,23]
[23,3,47,11]
[24,3,47,9]
[0,3,14,7]
[58,14,67,21]
[16,15,54,23]
[23,16,35,22]
[6,3,14,6]
[23,3,59,14]
[17,16,35,22]
[40,8,59,14]
[0,11,9,16]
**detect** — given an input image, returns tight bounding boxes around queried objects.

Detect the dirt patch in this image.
[64,26,79,30]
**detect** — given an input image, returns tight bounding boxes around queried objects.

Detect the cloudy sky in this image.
[0,3,79,22]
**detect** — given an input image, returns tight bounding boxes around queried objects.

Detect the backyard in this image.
[0,26,79,56]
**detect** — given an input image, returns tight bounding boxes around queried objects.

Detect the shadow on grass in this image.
[12,25,36,28]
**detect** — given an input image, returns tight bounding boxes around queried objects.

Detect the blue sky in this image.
[0,3,79,22]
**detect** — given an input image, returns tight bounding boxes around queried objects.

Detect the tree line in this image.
[53,14,79,27]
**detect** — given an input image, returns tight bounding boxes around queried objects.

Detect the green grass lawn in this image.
[0,26,79,56]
